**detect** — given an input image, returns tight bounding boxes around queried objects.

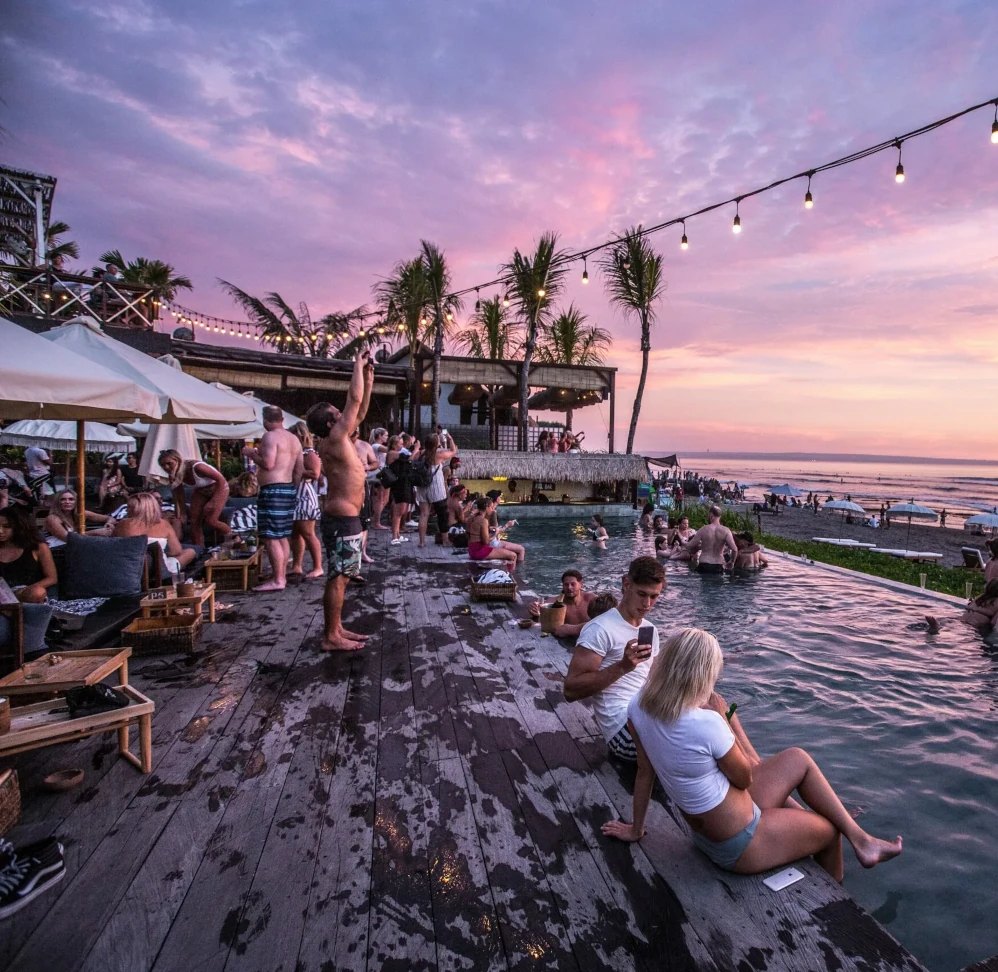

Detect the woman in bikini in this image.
[925,579,998,634]
[44,488,113,543]
[603,627,903,881]
[466,497,519,569]
[158,449,230,546]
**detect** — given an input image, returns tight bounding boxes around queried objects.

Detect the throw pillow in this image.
[63,533,147,599]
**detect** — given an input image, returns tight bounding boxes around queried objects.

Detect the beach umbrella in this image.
[770,484,804,498]
[888,499,938,552]
[823,499,867,537]
[964,508,998,531]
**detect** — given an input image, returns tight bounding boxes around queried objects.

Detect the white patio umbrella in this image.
[1,316,163,530]
[770,484,804,498]
[822,498,867,537]
[965,508,998,531]
[887,499,938,552]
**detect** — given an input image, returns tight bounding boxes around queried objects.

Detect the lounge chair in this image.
[961,547,986,570]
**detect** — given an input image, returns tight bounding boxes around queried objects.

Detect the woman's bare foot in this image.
[362,553,374,564]
[853,833,903,868]
[373,525,390,531]
[287,568,303,577]
[253,580,286,592]
[321,634,365,652]
[305,568,325,579]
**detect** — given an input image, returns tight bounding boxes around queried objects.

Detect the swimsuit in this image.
[294,451,321,521]
[606,725,637,762]
[0,546,44,588]
[256,482,297,540]
[691,802,761,871]
[698,562,725,574]
[319,515,363,578]
[189,462,217,491]
[468,541,493,561]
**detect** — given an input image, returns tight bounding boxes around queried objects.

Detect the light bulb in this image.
[446,311,454,321]
[253,334,259,341]
[732,214,741,234]
[377,326,385,335]
[991,119,997,144]
[420,317,427,326]
[680,231,688,251]
[341,330,350,338]
[582,268,589,283]
[537,287,546,298]
[895,163,905,184]
[397,324,405,332]
[804,190,813,209]
[502,294,510,307]
[359,329,367,337]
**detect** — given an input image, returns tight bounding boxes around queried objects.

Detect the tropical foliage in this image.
[501,232,569,449]
[599,226,665,453]
[99,249,193,302]
[537,304,611,431]
[375,257,433,362]
[46,221,79,263]
[418,240,461,429]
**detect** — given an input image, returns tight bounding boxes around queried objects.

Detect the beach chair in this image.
[961,547,986,571]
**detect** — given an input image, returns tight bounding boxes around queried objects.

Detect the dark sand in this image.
[737,504,995,569]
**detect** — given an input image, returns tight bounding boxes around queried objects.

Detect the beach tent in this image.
[1,316,163,529]
[42,320,256,424]
[769,484,804,498]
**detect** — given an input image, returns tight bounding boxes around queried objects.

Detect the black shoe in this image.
[0,838,66,919]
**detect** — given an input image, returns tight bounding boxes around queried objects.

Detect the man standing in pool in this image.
[306,353,375,651]
[529,568,596,638]
[564,556,665,761]
[683,505,738,574]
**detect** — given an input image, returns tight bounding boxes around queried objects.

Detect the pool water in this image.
[513,518,998,972]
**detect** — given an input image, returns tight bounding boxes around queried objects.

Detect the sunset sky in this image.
[2,1,996,458]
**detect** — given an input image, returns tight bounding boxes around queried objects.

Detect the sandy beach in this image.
[739,504,994,569]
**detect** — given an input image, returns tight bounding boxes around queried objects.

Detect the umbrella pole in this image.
[905,516,913,553]
[214,439,222,471]
[76,420,86,534]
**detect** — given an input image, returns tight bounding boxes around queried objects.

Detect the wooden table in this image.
[0,683,154,773]
[140,583,216,623]
[204,549,261,592]
[0,647,131,697]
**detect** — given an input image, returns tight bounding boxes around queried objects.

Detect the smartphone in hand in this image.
[636,625,654,658]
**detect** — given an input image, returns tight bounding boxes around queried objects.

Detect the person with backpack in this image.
[386,436,414,545]
[412,432,458,548]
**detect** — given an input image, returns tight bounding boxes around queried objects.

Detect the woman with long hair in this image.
[44,488,112,543]
[98,456,125,506]
[603,628,903,880]
[0,506,59,603]
[113,491,196,573]
[466,497,518,569]
[288,422,324,579]
[368,427,391,531]
[158,449,230,546]
[985,538,998,585]
[414,432,457,548]
[926,578,998,633]
[385,435,413,544]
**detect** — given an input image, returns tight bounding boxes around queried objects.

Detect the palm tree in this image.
[220,279,368,357]
[455,297,522,448]
[46,221,79,263]
[599,227,666,454]
[418,240,461,430]
[375,256,433,363]
[501,232,569,450]
[99,249,193,302]
[538,304,611,432]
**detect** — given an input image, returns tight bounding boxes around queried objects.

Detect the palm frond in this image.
[598,225,666,324]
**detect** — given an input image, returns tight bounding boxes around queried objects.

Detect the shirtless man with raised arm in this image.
[306,353,375,651]
[529,569,596,638]
[683,504,738,574]
[242,406,303,592]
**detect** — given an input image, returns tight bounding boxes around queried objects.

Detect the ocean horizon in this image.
[648,450,998,466]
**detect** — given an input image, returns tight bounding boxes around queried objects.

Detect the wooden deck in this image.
[2,533,929,972]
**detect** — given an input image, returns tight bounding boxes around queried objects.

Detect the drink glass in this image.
[919,573,926,590]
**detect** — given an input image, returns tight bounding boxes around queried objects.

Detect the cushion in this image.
[0,602,54,656]
[63,533,147,599]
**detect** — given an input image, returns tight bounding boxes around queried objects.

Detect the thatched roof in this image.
[457,450,649,484]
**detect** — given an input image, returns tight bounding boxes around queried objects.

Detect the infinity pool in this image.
[513,518,998,972]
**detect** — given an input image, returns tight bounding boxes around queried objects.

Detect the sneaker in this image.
[405,520,418,529]
[0,838,66,920]
[390,538,403,545]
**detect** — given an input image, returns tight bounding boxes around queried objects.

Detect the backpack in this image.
[410,458,433,489]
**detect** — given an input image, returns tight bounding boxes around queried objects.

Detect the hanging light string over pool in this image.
[162,94,998,341]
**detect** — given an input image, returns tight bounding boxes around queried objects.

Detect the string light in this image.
[537,287,546,298]
[804,172,814,209]
[581,257,589,283]
[680,221,688,250]
[475,288,481,312]
[732,200,742,234]
[894,141,905,183]
[991,103,998,143]
[502,293,510,307]
[446,310,454,322]
[397,323,406,331]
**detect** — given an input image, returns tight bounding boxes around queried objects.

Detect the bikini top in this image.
[189,462,216,489]
[0,545,44,588]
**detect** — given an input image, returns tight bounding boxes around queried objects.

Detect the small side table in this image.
[0,647,132,697]
[140,583,216,623]
[204,550,261,592]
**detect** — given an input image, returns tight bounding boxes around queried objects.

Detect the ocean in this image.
[664,453,998,527]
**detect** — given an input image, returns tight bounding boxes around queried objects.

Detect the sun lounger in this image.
[870,548,944,562]
[811,538,877,548]
[961,547,986,570]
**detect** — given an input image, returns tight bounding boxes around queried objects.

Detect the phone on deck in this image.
[636,626,654,654]
[762,867,805,892]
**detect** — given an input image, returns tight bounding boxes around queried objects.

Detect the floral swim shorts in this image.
[319,514,363,579]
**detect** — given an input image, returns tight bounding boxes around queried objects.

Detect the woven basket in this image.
[0,769,20,837]
[121,613,203,655]
[470,577,518,603]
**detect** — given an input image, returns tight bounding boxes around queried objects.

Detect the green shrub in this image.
[220,456,242,480]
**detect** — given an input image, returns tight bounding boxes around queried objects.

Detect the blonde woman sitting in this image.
[602,627,902,881]
[113,492,196,575]
[45,489,113,543]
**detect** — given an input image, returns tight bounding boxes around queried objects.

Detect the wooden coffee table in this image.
[204,549,261,592]
[0,683,154,773]
[140,583,216,623]
[0,647,131,698]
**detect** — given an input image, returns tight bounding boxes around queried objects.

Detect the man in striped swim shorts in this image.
[242,407,303,592]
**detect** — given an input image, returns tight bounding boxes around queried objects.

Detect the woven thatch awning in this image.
[448,383,486,406]
[527,387,604,411]
[457,450,648,484]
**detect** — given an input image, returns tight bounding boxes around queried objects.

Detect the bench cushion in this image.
[63,533,147,599]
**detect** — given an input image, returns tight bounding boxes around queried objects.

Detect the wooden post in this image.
[607,370,616,454]
[76,420,86,534]
[213,439,222,470]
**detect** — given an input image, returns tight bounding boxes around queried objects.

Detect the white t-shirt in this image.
[24,447,50,477]
[575,607,659,742]
[627,697,735,815]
